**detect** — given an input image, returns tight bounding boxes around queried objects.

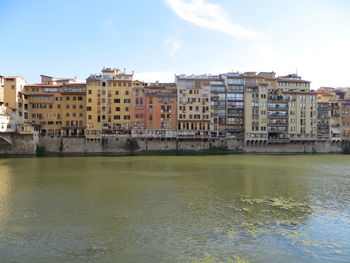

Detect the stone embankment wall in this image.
[37,136,344,155]
[0,134,37,155]
[244,141,343,153]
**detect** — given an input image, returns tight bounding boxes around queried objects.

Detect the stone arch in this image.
[0,136,12,146]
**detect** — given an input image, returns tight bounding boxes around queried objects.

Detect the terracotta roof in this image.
[25,84,61,87]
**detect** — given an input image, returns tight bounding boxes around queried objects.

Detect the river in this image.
[0,155,349,263]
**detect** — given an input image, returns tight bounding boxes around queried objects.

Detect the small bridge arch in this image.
[0,135,13,146]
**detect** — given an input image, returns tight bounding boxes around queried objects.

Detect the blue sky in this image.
[1,0,350,88]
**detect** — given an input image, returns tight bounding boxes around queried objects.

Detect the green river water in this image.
[0,155,349,263]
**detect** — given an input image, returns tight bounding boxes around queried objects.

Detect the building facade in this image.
[86,68,133,138]
[176,75,211,139]
[25,77,85,136]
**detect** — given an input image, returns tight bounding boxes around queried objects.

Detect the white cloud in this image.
[164,37,181,57]
[105,19,119,36]
[134,71,175,83]
[165,0,261,39]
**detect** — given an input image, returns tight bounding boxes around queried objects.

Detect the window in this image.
[114,99,120,103]
[87,107,92,111]
[114,115,120,120]
[115,107,120,111]
[124,115,130,120]
[88,90,92,94]
[124,99,130,103]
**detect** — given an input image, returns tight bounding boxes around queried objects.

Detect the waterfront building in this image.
[0,105,16,133]
[273,74,317,142]
[176,75,211,139]
[207,75,226,138]
[132,82,177,138]
[316,88,346,141]
[86,68,133,138]
[61,83,86,136]
[317,101,331,140]
[0,75,4,105]
[341,99,350,141]
[3,68,350,146]
[239,72,317,144]
[144,83,177,138]
[241,72,270,143]
[40,75,76,85]
[25,76,85,136]
[221,73,245,139]
[2,76,30,132]
[131,81,147,136]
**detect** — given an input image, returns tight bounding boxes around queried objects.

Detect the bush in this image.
[36,145,46,155]
[126,139,140,151]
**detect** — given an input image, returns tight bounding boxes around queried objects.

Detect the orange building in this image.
[25,80,86,136]
[131,83,177,138]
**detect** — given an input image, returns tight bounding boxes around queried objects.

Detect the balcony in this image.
[268,127,288,132]
[268,106,288,111]
[268,113,288,118]
[268,96,295,102]
[268,121,288,126]
[268,137,290,143]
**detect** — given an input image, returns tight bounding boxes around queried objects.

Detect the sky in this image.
[1,0,350,89]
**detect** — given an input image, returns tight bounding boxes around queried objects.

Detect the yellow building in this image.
[61,83,86,136]
[86,68,133,138]
[2,76,29,131]
[25,78,85,136]
[3,76,26,115]
[26,83,64,136]
[0,75,4,105]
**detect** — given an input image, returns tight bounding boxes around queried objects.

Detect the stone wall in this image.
[0,135,343,156]
[0,134,36,155]
[244,141,343,153]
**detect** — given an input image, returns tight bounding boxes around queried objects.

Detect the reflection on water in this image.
[0,164,11,227]
[0,155,349,263]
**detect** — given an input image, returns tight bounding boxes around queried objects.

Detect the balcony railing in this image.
[268,113,288,118]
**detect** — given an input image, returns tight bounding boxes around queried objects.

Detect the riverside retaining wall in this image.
[36,136,344,155]
[0,134,37,155]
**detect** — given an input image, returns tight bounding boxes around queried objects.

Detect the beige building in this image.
[241,73,317,144]
[316,88,348,141]
[2,76,30,132]
[176,75,211,138]
[242,72,270,143]
[86,68,133,138]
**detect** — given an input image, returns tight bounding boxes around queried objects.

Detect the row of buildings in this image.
[1,68,350,144]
